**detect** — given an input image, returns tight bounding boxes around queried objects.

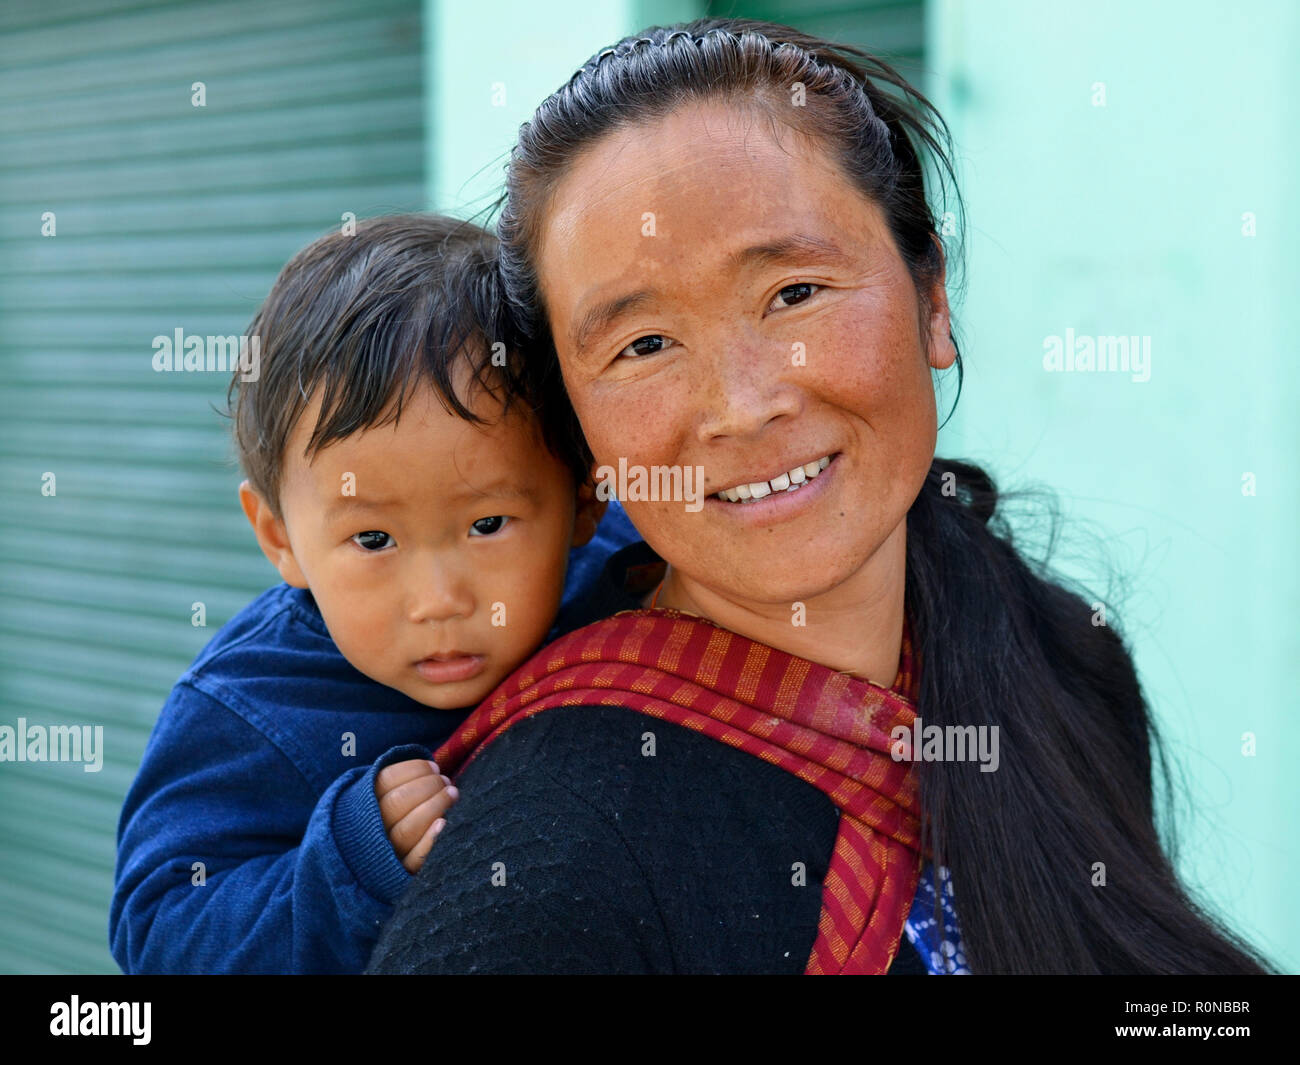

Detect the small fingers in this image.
[375,758,441,800]
[378,767,452,829]
[403,817,447,874]
[389,785,459,858]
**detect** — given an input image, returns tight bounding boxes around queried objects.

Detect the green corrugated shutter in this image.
[710,0,927,87]
[0,0,423,974]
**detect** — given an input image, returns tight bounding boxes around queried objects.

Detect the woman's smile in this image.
[704,452,841,525]
[709,452,834,503]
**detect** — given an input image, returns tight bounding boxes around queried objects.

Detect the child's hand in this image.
[375,759,459,873]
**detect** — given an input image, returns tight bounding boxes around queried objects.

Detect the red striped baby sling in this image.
[434,607,925,974]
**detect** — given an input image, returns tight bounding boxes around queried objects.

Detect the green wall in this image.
[928,0,1298,970]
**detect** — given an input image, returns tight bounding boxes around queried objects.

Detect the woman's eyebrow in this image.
[571,289,655,353]
[728,233,849,271]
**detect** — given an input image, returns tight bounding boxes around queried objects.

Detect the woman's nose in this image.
[694,332,804,440]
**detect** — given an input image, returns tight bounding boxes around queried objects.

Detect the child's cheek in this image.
[326,577,395,669]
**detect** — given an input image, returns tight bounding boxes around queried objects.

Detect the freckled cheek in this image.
[571,384,684,468]
[814,310,925,417]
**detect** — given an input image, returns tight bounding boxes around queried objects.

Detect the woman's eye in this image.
[351,530,394,552]
[469,515,510,537]
[617,334,673,359]
[769,282,819,311]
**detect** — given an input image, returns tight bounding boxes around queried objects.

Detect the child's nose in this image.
[408,560,474,624]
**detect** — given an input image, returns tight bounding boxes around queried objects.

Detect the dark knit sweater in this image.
[367,543,928,975]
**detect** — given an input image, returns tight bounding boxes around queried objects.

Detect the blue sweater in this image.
[109,502,641,974]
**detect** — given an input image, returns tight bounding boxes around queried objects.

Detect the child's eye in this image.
[617,334,674,360]
[469,516,510,537]
[351,530,394,552]
[767,282,819,311]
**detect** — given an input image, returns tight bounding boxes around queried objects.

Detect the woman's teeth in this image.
[714,455,831,503]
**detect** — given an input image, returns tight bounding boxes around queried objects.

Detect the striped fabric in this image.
[435,607,925,975]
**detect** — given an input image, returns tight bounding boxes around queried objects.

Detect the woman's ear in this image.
[239,480,309,588]
[571,470,608,548]
[925,235,957,371]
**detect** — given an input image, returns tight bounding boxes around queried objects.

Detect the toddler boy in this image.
[109,215,636,973]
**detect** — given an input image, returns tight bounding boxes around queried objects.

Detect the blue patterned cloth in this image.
[903,862,971,974]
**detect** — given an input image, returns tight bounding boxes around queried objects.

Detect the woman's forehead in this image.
[535,103,887,312]
[544,101,841,229]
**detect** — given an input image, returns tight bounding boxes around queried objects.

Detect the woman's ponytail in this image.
[905,458,1272,973]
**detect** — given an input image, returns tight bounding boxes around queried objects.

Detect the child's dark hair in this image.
[227,213,583,517]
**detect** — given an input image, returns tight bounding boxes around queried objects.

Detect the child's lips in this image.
[415,654,485,684]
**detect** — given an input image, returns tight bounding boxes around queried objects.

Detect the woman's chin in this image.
[680,543,874,610]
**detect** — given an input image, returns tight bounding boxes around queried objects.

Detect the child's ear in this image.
[571,472,607,548]
[239,480,309,588]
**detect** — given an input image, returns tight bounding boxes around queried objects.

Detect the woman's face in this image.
[534,101,956,607]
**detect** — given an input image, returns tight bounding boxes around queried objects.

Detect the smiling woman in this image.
[366,17,1274,976]
[531,97,951,688]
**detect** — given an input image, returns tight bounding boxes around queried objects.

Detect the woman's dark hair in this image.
[495,17,1273,974]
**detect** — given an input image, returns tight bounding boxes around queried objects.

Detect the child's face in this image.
[248,379,591,709]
